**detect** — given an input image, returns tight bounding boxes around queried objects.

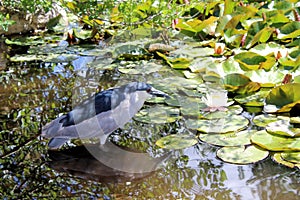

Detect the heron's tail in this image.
[42,115,70,149]
[42,115,66,138]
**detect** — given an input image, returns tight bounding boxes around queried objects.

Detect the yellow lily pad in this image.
[272,153,300,169]
[281,152,300,164]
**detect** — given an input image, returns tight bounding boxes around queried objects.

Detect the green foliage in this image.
[0,13,15,31]
[1,0,53,13]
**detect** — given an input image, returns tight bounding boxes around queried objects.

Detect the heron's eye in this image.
[146,88,151,93]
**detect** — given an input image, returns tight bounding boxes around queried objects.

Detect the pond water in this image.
[0,38,299,199]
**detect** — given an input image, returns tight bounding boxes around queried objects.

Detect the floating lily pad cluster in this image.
[4,0,300,169]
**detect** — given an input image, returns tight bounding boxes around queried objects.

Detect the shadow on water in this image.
[0,39,299,199]
[47,142,169,183]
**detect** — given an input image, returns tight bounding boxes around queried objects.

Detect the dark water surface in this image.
[0,40,299,199]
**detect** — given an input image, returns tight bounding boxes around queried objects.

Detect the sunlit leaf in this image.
[236,82,261,94]
[251,130,300,151]
[216,145,269,164]
[223,73,251,88]
[118,61,163,74]
[245,69,285,87]
[134,105,180,124]
[234,52,275,71]
[200,130,255,147]
[253,114,278,127]
[272,153,299,169]
[234,90,269,107]
[155,134,198,150]
[266,83,300,107]
[278,22,300,39]
[186,115,248,133]
[246,27,275,48]
[281,152,300,164]
[266,120,300,137]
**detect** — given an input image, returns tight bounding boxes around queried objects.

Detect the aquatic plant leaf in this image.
[200,130,256,147]
[253,114,278,127]
[118,61,163,74]
[234,91,269,107]
[272,153,300,169]
[180,97,206,117]
[171,46,214,58]
[223,73,251,86]
[278,22,300,39]
[246,27,275,48]
[266,120,300,137]
[186,115,248,133]
[200,105,243,119]
[236,82,261,94]
[265,83,300,107]
[5,36,44,46]
[293,75,300,83]
[234,52,272,70]
[73,29,93,40]
[113,44,148,57]
[134,105,180,124]
[281,152,300,164]
[9,54,46,62]
[169,57,191,69]
[245,69,285,87]
[278,56,300,69]
[220,57,244,76]
[251,130,300,151]
[223,73,253,92]
[216,145,269,164]
[155,135,198,150]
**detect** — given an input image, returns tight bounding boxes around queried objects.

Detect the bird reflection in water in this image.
[47,141,170,184]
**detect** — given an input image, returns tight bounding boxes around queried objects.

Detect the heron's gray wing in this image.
[59,89,116,126]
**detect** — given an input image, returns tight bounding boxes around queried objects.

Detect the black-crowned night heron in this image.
[42,82,169,149]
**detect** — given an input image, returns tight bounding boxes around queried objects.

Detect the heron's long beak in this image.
[149,88,170,98]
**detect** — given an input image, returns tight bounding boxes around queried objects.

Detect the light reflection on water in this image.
[0,44,299,199]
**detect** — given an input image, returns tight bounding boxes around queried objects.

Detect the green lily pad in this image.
[5,36,45,46]
[185,115,248,133]
[245,69,285,87]
[9,54,46,62]
[281,152,300,164]
[266,120,300,137]
[216,145,269,164]
[272,153,300,169]
[180,97,206,117]
[234,91,269,106]
[251,130,300,151]
[266,83,300,108]
[253,114,278,127]
[200,130,256,147]
[278,21,300,39]
[155,134,198,150]
[200,105,243,119]
[170,46,214,58]
[118,61,163,74]
[223,73,251,88]
[156,77,200,91]
[234,52,272,71]
[134,105,180,124]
